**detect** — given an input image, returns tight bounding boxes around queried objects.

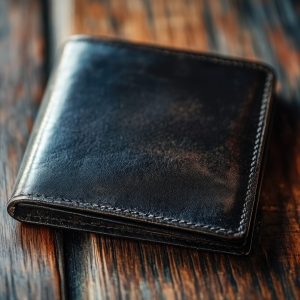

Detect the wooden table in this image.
[1,0,299,299]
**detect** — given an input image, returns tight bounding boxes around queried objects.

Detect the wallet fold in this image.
[8,36,275,254]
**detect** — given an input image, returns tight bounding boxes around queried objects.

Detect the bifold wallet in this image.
[8,36,275,255]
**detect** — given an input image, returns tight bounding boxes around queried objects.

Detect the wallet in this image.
[8,36,275,254]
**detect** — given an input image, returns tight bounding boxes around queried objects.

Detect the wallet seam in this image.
[12,40,274,237]
[12,195,237,234]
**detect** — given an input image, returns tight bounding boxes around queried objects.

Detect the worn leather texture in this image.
[8,36,275,254]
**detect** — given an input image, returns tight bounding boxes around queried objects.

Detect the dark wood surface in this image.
[1,0,300,299]
[0,0,65,299]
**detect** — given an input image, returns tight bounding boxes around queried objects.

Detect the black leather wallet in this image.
[8,36,275,254]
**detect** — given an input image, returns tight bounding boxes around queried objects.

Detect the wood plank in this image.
[51,0,300,299]
[0,1,65,299]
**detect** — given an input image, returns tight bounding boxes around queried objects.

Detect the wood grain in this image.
[49,0,300,299]
[0,0,295,299]
[0,1,64,299]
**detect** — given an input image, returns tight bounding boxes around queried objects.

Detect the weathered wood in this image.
[0,1,64,299]
[53,0,299,299]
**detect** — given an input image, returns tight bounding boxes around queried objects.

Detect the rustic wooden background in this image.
[0,0,299,299]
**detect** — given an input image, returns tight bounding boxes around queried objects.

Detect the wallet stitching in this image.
[13,40,274,237]
[19,213,203,238]
[15,194,235,234]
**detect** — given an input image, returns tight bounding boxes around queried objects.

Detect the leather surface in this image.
[7,37,275,254]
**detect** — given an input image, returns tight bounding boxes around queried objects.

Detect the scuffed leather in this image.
[8,37,275,254]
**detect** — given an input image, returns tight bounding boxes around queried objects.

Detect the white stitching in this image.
[237,73,273,233]
[15,193,235,235]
